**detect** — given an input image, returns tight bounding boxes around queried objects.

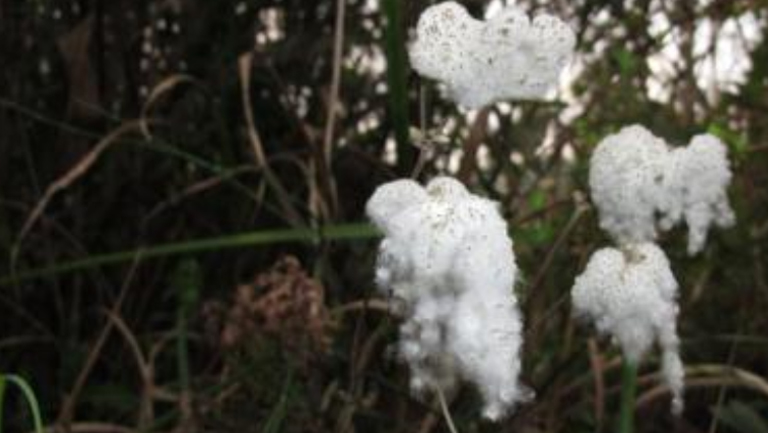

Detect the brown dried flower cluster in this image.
[206,256,331,357]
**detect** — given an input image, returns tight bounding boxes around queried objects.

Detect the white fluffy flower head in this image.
[572,243,684,414]
[408,1,575,108]
[660,134,735,254]
[367,176,530,420]
[590,124,735,254]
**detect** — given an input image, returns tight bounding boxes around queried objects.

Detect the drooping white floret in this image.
[408,1,575,108]
[660,135,736,255]
[590,125,735,254]
[571,243,684,414]
[367,176,530,420]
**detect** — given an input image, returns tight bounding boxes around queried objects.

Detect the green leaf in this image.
[528,190,547,212]
[613,48,637,78]
[513,223,555,248]
[707,122,749,157]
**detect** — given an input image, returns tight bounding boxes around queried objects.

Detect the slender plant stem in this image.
[173,259,200,425]
[382,0,416,174]
[0,223,378,286]
[436,386,459,433]
[619,359,638,433]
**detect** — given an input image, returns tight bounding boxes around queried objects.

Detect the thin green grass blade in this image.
[1,223,379,286]
[5,375,44,433]
[261,370,294,433]
[172,259,202,395]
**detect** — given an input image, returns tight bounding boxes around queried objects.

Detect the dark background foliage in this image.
[1,0,767,432]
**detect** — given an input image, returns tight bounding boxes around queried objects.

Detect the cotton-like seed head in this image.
[366,179,428,235]
[590,125,735,254]
[367,176,529,419]
[426,176,470,200]
[408,1,574,108]
[589,125,668,245]
[571,243,684,413]
[660,134,735,254]
[659,331,685,415]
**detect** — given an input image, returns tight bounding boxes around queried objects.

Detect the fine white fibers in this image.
[660,135,736,255]
[366,176,530,420]
[408,1,575,108]
[571,243,684,414]
[589,124,735,254]
[589,125,668,245]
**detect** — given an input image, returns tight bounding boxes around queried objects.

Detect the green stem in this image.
[619,359,638,433]
[173,260,200,397]
[1,223,379,286]
[382,0,416,174]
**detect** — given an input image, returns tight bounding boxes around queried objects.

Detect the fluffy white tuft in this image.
[660,135,736,255]
[366,179,429,236]
[408,1,575,108]
[367,176,530,420]
[571,243,684,414]
[589,124,735,254]
[589,125,668,245]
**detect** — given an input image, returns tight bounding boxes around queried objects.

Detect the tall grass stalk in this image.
[619,359,638,433]
[0,223,378,286]
[382,0,416,174]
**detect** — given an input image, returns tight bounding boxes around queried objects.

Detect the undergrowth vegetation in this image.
[1,0,768,432]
